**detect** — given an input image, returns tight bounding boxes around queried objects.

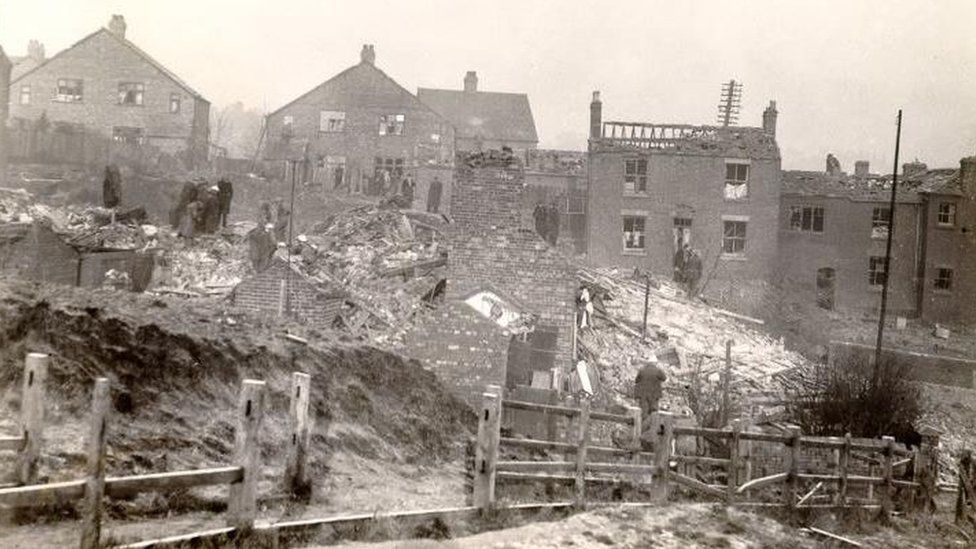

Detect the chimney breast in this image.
[590,91,602,140]
[108,15,126,39]
[463,71,478,92]
[854,160,870,178]
[27,40,45,65]
[762,100,778,136]
[360,44,375,65]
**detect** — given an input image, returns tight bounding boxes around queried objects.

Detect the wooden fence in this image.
[476,386,943,517]
[0,353,313,549]
[0,353,48,487]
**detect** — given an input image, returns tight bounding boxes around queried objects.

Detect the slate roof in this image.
[417,88,539,144]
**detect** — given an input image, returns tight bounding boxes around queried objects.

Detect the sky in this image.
[3,0,975,171]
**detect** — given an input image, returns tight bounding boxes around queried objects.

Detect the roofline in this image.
[416,87,531,99]
[417,86,539,143]
[11,28,207,101]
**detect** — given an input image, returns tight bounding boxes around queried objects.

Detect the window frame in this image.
[937,202,956,227]
[724,160,750,201]
[868,255,888,287]
[117,82,145,106]
[789,205,825,233]
[19,84,30,105]
[55,78,84,103]
[319,110,346,133]
[623,157,648,195]
[169,93,181,114]
[378,113,405,136]
[871,207,891,239]
[934,266,953,292]
[621,214,647,252]
[722,219,748,256]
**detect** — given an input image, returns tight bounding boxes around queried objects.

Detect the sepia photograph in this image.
[0,1,974,546]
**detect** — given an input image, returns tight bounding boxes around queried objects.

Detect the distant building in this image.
[0,46,11,185]
[7,15,210,166]
[777,155,976,324]
[585,91,782,313]
[418,71,538,156]
[264,45,453,193]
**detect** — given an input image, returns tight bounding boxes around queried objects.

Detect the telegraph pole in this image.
[874,110,902,382]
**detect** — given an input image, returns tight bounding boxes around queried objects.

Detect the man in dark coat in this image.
[102,165,122,209]
[673,243,687,283]
[201,186,221,234]
[684,248,703,297]
[217,178,234,228]
[635,360,667,448]
[401,175,416,207]
[247,223,276,272]
[426,177,442,213]
[170,180,198,227]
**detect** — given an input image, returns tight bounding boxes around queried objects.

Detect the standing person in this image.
[201,186,221,234]
[180,200,202,239]
[217,178,234,228]
[635,358,667,448]
[102,164,122,209]
[426,177,443,214]
[247,223,276,271]
[170,180,197,227]
[401,174,416,207]
[673,243,687,284]
[684,247,703,298]
[273,199,290,242]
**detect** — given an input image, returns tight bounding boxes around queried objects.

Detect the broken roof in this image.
[591,122,779,159]
[417,88,539,144]
[783,167,962,201]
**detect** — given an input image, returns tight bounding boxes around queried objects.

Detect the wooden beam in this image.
[804,527,863,547]
[673,455,731,467]
[838,432,851,505]
[670,472,726,499]
[727,419,741,503]
[0,479,86,507]
[496,461,575,474]
[503,400,579,417]
[473,391,501,510]
[574,399,590,507]
[650,412,674,502]
[589,410,634,425]
[798,482,824,506]
[881,435,895,520]
[227,379,266,530]
[786,427,801,513]
[587,462,657,475]
[105,467,243,498]
[80,378,111,549]
[285,372,312,500]
[0,436,24,452]
[737,472,788,494]
[18,353,48,485]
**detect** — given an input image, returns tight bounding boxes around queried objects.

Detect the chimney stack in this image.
[108,15,127,40]
[762,100,778,136]
[854,160,870,179]
[463,71,478,92]
[27,40,45,65]
[590,91,602,140]
[360,44,375,65]
[959,155,976,203]
[903,159,927,179]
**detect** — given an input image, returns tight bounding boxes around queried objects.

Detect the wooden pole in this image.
[880,435,895,521]
[874,109,903,381]
[228,379,266,530]
[18,353,48,485]
[627,405,643,498]
[785,427,801,513]
[650,412,674,502]
[473,390,501,511]
[838,432,851,506]
[284,372,311,500]
[80,378,110,549]
[641,275,650,341]
[721,340,732,427]
[574,398,591,508]
[727,419,741,503]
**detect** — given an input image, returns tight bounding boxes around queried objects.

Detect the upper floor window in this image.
[722,219,748,254]
[320,110,346,133]
[169,93,181,114]
[19,85,30,105]
[789,205,824,233]
[379,114,405,136]
[724,161,750,200]
[871,207,891,239]
[622,215,646,250]
[624,158,648,194]
[118,82,145,106]
[55,78,83,103]
[113,126,144,145]
[934,267,953,291]
[937,203,956,227]
[868,255,888,286]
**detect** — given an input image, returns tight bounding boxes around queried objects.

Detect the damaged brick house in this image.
[404,154,576,409]
[778,155,976,324]
[585,91,782,313]
[263,45,454,196]
[7,15,211,167]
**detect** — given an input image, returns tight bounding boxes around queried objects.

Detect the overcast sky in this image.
[3,0,975,170]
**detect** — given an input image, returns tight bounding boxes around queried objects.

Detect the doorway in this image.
[816,267,835,310]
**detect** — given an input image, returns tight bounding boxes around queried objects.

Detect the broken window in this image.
[624,158,648,193]
[724,162,749,200]
[723,220,747,254]
[871,207,891,239]
[937,203,956,227]
[673,217,692,249]
[934,267,953,291]
[169,93,181,114]
[374,157,404,179]
[118,82,144,106]
[319,110,346,133]
[19,85,30,105]
[55,78,83,102]
[112,126,144,145]
[868,256,888,286]
[789,205,824,233]
[379,114,405,136]
[622,216,645,250]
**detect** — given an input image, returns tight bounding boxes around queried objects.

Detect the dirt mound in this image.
[0,277,474,491]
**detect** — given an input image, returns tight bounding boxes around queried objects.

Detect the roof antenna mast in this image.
[717,79,743,127]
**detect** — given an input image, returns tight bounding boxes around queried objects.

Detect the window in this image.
[871,207,891,239]
[112,126,144,145]
[169,93,181,113]
[622,216,646,250]
[789,205,824,233]
[868,256,888,287]
[430,133,441,144]
[283,115,294,127]
[724,161,750,200]
[374,157,404,178]
[379,114,405,136]
[19,85,30,105]
[937,203,956,227]
[55,78,83,102]
[118,82,144,105]
[722,220,748,254]
[934,267,953,291]
[624,158,648,194]
[319,110,346,132]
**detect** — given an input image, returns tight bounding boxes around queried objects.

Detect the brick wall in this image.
[232,259,345,329]
[829,340,976,389]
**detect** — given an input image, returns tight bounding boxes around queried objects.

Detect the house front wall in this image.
[920,192,976,324]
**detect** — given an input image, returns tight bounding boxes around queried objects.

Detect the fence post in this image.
[650,411,673,502]
[80,378,110,549]
[473,390,501,511]
[867,464,875,500]
[837,432,851,506]
[721,340,732,427]
[573,398,591,508]
[727,419,741,503]
[18,353,48,485]
[785,427,801,512]
[880,435,895,521]
[626,406,643,497]
[228,379,266,530]
[284,372,311,500]
[917,430,940,512]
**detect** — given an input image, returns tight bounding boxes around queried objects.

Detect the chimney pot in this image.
[27,40,45,65]
[360,44,375,65]
[762,100,778,136]
[854,160,870,178]
[590,90,603,140]
[463,71,478,93]
[108,15,127,39]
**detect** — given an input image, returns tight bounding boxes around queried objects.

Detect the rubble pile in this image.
[154,224,253,295]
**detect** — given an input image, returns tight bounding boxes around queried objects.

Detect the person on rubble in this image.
[201,186,221,234]
[578,286,593,329]
[180,200,202,239]
[293,234,319,264]
[635,358,667,448]
[247,223,276,272]
[401,174,416,207]
[171,180,198,228]
[273,199,290,242]
[673,243,688,283]
[426,177,442,214]
[217,178,234,228]
[102,164,122,209]
[684,247,703,297]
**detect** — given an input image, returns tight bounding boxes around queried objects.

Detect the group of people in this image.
[673,243,703,296]
[171,178,234,239]
[532,202,561,246]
